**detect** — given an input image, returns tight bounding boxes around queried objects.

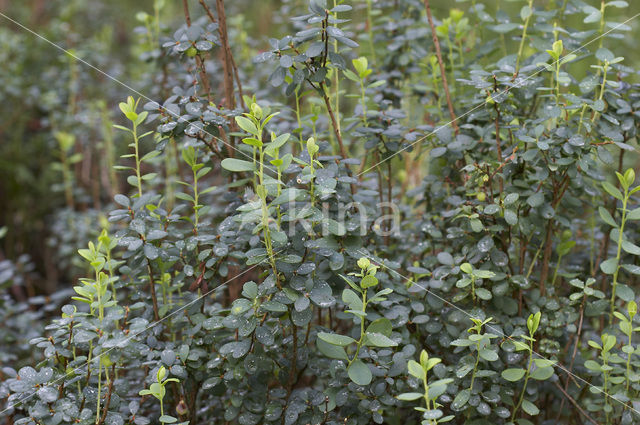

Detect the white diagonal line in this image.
[358,249,640,417]
[0,249,282,416]
[0,12,276,173]
[358,12,640,177]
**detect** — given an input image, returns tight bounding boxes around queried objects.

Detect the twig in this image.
[182,0,213,103]
[553,381,600,425]
[198,0,245,108]
[319,82,356,194]
[539,174,570,295]
[423,0,459,135]
[492,76,504,193]
[146,259,160,321]
[556,292,587,421]
[215,0,236,111]
[97,365,116,425]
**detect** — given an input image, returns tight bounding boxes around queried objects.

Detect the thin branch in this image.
[492,76,504,193]
[319,83,356,194]
[556,292,587,421]
[214,0,237,111]
[97,365,116,425]
[553,381,599,425]
[423,0,459,135]
[147,259,160,322]
[182,0,213,104]
[198,0,245,108]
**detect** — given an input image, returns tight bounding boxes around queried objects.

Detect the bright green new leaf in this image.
[501,368,526,382]
[221,158,256,172]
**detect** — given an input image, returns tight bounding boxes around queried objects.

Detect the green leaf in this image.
[474,270,495,279]
[340,275,362,293]
[598,207,618,227]
[621,241,640,256]
[623,168,635,188]
[460,263,473,274]
[264,133,290,156]
[588,340,602,350]
[530,366,554,380]
[196,167,211,179]
[352,57,368,77]
[533,358,556,368]
[627,207,640,220]
[492,23,518,33]
[317,332,356,346]
[360,275,379,289]
[527,312,541,335]
[456,277,472,288]
[235,116,259,135]
[127,175,139,187]
[602,181,623,201]
[366,318,393,337]
[149,382,165,399]
[521,399,540,416]
[478,348,498,361]
[407,360,425,380]
[616,284,635,302]
[343,69,359,82]
[424,358,441,371]
[231,299,252,315]
[552,39,563,58]
[501,368,526,382]
[357,258,371,270]
[556,240,576,256]
[367,80,386,89]
[584,360,601,371]
[348,359,372,385]
[364,332,397,347]
[607,1,629,8]
[261,300,287,312]
[397,392,423,401]
[452,388,470,408]
[583,6,602,23]
[306,137,319,156]
[317,338,348,360]
[221,158,256,172]
[475,288,492,300]
[600,257,618,275]
[141,150,161,162]
[345,309,367,318]
[504,193,519,205]
[469,218,483,232]
[623,264,640,275]
[159,415,178,423]
[428,378,452,400]
[141,172,157,181]
[592,99,605,112]
[242,281,258,299]
[560,53,577,65]
[325,219,346,236]
[342,288,363,311]
[504,209,518,225]
[241,137,263,148]
[370,287,393,302]
[175,192,195,202]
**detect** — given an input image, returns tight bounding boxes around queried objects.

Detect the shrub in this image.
[1,0,640,424]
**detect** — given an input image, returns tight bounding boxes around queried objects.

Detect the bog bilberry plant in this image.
[1,1,640,425]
